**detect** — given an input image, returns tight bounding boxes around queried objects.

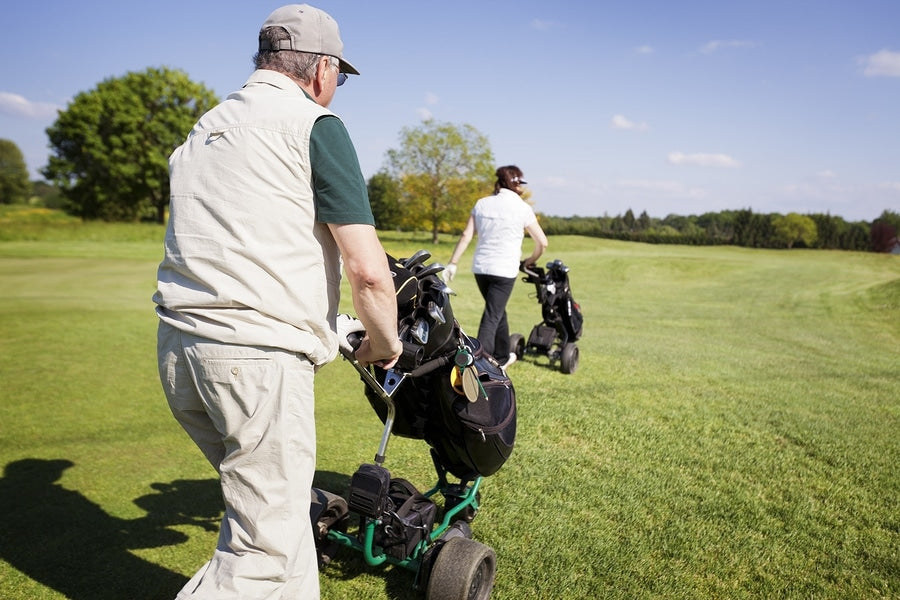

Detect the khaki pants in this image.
[157,322,320,599]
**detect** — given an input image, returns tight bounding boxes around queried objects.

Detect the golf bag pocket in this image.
[375,478,437,559]
[429,349,517,479]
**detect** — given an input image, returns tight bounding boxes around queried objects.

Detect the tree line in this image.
[1,66,897,253]
[536,209,900,252]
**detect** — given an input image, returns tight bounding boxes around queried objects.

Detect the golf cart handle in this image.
[340,330,430,376]
[519,261,541,280]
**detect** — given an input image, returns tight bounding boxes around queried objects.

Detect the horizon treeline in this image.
[536,208,900,253]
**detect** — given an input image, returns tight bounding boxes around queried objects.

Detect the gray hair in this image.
[254,26,332,84]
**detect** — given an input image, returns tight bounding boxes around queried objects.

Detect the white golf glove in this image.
[335,313,366,354]
[443,263,457,282]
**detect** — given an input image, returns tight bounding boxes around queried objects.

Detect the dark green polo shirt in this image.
[310,115,375,226]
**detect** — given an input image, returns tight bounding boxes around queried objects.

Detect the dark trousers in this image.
[474,273,516,362]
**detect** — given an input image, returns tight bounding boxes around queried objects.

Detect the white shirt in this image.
[470,188,538,278]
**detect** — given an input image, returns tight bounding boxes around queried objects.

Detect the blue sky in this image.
[2,1,898,222]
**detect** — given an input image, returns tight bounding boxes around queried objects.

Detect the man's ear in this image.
[315,57,330,89]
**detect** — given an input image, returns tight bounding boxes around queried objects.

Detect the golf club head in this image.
[432,281,456,296]
[402,249,431,269]
[427,300,446,324]
[414,262,445,279]
[411,318,430,345]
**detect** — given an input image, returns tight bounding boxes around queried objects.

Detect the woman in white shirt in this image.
[445,165,548,366]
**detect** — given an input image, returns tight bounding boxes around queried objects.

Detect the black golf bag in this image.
[524,259,583,345]
[362,252,517,481]
[511,259,584,374]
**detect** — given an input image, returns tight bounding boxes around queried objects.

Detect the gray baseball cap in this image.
[259,4,359,75]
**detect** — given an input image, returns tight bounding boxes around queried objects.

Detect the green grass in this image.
[0,221,897,599]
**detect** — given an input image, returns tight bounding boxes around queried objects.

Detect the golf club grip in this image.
[346,331,363,350]
[407,354,451,378]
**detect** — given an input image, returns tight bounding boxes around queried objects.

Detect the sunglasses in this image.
[327,58,348,86]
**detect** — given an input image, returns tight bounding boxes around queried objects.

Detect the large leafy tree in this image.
[385,119,494,243]
[43,67,218,222]
[772,212,818,249]
[0,139,31,205]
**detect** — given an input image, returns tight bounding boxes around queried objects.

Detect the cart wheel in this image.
[309,488,349,567]
[560,343,579,374]
[426,537,496,600]
[509,333,525,359]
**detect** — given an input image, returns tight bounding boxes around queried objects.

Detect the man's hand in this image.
[354,338,401,369]
[442,263,457,282]
[335,313,400,367]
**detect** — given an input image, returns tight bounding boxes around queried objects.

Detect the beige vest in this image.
[154,70,340,365]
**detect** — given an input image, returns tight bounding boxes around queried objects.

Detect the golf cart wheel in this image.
[426,537,496,600]
[509,333,525,359]
[309,488,349,568]
[560,343,579,374]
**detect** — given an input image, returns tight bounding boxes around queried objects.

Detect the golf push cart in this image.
[510,259,583,374]
[310,251,516,600]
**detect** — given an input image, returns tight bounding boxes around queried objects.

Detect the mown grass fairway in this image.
[0,225,897,599]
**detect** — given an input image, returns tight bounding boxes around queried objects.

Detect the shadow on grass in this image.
[516,353,567,373]
[312,469,352,496]
[0,459,425,599]
[0,458,223,600]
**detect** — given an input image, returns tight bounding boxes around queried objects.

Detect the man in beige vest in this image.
[154,5,401,598]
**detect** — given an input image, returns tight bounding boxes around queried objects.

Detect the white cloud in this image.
[816,170,837,179]
[616,179,707,199]
[700,40,756,54]
[611,114,648,131]
[878,181,900,193]
[530,19,556,31]
[544,176,568,187]
[635,45,654,55]
[668,152,741,168]
[415,92,439,120]
[859,49,900,77]
[0,91,61,119]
